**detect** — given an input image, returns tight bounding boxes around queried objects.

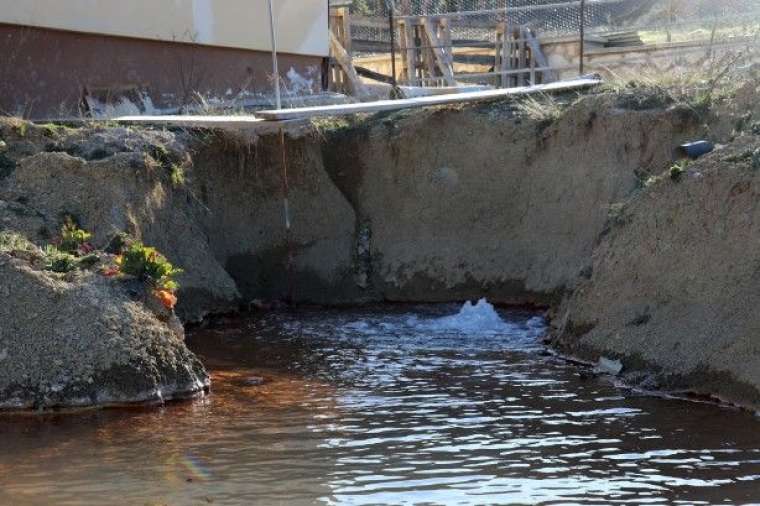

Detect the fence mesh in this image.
[342,0,760,53]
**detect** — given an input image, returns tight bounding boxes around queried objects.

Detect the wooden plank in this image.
[518,28,527,86]
[329,31,368,99]
[418,24,438,86]
[397,20,410,84]
[256,78,601,121]
[523,27,553,83]
[355,66,395,84]
[422,20,456,86]
[400,20,420,86]
[494,24,505,88]
[339,7,352,55]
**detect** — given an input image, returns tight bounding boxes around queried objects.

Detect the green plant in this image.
[14,122,27,137]
[608,202,627,224]
[118,241,182,291]
[311,116,352,135]
[43,245,78,273]
[42,245,98,273]
[59,217,92,254]
[148,143,173,169]
[0,231,35,253]
[39,123,66,138]
[670,160,689,182]
[170,164,186,187]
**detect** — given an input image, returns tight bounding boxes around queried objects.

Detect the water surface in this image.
[1,302,760,505]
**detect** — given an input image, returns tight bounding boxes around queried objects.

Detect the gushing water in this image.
[407,298,521,333]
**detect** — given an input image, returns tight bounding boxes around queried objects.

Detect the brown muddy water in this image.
[1,302,760,505]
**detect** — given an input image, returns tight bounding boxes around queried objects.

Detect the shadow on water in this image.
[1,301,760,505]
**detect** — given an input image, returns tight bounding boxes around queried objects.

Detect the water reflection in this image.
[1,303,760,505]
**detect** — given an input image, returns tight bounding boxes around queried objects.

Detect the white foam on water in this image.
[407,298,517,335]
[279,299,548,351]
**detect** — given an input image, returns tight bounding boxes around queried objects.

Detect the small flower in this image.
[154,289,178,310]
[101,266,120,277]
[114,255,123,266]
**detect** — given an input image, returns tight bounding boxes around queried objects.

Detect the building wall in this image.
[0,0,328,57]
[0,24,325,119]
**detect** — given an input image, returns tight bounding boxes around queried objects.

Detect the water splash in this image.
[283,300,547,351]
[407,298,517,335]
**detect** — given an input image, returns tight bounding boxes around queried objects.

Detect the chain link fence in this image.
[343,0,760,53]
[329,0,760,91]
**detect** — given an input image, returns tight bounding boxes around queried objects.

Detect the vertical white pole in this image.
[267,0,282,110]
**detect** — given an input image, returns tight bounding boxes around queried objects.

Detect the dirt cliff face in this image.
[0,120,240,322]
[321,94,701,304]
[554,135,760,409]
[188,130,362,305]
[0,89,721,410]
[0,120,218,409]
[0,94,704,315]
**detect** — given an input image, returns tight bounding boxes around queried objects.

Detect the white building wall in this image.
[0,0,328,57]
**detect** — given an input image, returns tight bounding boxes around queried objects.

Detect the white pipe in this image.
[267,0,282,110]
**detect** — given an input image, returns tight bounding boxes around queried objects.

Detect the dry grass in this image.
[513,93,564,124]
[600,46,759,111]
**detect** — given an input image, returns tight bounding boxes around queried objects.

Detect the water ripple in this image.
[1,304,760,505]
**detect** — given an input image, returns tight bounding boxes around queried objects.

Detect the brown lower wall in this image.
[0,24,325,119]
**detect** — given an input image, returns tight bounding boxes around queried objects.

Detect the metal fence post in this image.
[579,0,585,76]
[388,1,398,89]
[267,0,282,110]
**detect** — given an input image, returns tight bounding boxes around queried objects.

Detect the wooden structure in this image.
[328,5,369,98]
[398,17,456,87]
[396,14,554,89]
[494,25,553,87]
[329,7,557,95]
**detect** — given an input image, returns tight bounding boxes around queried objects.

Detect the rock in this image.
[593,357,623,376]
[0,254,209,410]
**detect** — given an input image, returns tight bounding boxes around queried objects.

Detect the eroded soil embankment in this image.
[186,93,700,310]
[553,135,760,409]
[0,88,735,409]
[317,94,700,305]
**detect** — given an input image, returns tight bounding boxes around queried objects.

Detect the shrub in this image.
[170,164,186,187]
[59,217,93,254]
[118,242,182,292]
[669,160,689,182]
[0,231,35,254]
[43,245,78,273]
